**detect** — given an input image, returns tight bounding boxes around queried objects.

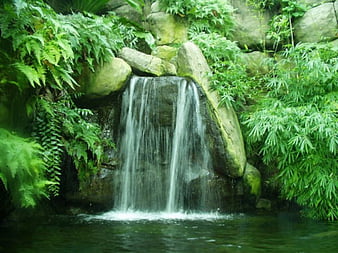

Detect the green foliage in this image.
[124,0,145,13]
[0,0,76,90]
[47,0,145,14]
[247,0,281,10]
[33,92,107,194]
[242,43,338,220]
[0,0,140,91]
[192,33,260,110]
[0,128,51,207]
[159,0,234,37]
[46,0,111,14]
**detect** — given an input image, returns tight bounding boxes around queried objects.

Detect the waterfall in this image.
[114,76,214,213]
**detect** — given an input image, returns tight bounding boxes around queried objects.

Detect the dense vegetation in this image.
[0,0,141,207]
[0,0,336,221]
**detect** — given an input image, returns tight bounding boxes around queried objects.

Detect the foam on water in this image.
[84,210,234,222]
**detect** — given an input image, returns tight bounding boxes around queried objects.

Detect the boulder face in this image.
[294,2,338,43]
[230,0,272,49]
[119,47,177,76]
[146,12,188,45]
[298,0,332,7]
[177,41,247,178]
[81,57,132,98]
[241,51,271,76]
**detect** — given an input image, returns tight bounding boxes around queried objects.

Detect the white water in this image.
[85,210,234,221]
[112,76,215,218]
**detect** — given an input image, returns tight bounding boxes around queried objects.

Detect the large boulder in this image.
[151,45,178,62]
[82,57,132,98]
[294,2,338,43]
[177,41,247,178]
[230,0,272,49]
[297,0,332,7]
[105,0,142,23]
[119,47,177,76]
[241,51,271,76]
[146,12,188,45]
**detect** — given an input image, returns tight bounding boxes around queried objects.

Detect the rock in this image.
[65,168,115,210]
[230,0,272,49]
[146,12,188,45]
[177,41,247,178]
[297,0,331,7]
[105,0,125,10]
[114,4,143,23]
[243,163,261,198]
[150,1,164,13]
[241,51,271,76]
[83,57,132,98]
[151,45,178,62]
[329,39,338,49]
[256,198,272,210]
[294,2,338,43]
[119,47,177,76]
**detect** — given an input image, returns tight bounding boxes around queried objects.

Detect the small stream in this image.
[1,212,337,253]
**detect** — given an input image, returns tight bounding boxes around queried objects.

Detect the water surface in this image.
[1,211,337,253]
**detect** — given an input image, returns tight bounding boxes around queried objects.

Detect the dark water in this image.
[0,212,337,253]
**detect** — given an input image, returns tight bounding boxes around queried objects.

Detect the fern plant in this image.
[0,128,51,207]
[159,0,234,37]
[33,92,107,195]
[242,43,338,220]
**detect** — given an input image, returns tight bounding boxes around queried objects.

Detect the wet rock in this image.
[177,41,246,178]
[256,198,272,210]
[65,168,115,210]
[243,163,261,199]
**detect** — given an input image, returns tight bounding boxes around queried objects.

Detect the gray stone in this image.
[146,12,188,45]
[105,0,125,10]
[329,39,338,49]
[297,0,332,7]
[119,47,177,76]
[241,51,271,76]
[230,0,272,49]
[114,4,143,23]
[177,41,247,178]
[151,45,178,62]
[243,163,261,198]
[150,1,164,13]
[83,57,131,98]
[294,2,338,43]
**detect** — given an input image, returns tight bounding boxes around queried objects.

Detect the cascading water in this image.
[113,76,216,216]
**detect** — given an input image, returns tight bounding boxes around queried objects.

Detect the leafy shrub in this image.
[33,92,107,195]
[159,0,234,37]
[192,33,260,110]
[0,129,51,207]
[242,43,338,220]
[0,0,140,91]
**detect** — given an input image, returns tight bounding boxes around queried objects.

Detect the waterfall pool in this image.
[1,211,337,253]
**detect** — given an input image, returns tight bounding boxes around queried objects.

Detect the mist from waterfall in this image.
[114,76,214,214]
